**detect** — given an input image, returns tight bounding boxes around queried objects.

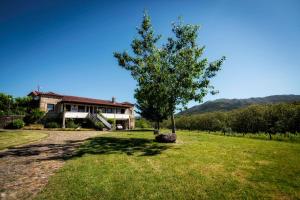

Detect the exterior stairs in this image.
[88,113,112,130]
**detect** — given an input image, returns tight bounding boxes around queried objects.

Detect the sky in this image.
[0,0,300,108]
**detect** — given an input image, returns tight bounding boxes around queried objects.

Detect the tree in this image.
[114,12,172,129]
[114,12,225,135]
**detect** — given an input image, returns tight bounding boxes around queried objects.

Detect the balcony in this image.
[64,112,130,120]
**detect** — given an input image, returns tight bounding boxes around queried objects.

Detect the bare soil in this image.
[0,130,103,200]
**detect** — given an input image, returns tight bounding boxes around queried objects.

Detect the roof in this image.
[29,91,134,108]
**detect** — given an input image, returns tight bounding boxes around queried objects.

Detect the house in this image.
[28,91,135,129]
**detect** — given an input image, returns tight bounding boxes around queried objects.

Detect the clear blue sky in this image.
[1,0,299,108]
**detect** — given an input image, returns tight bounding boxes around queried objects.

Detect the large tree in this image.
[114,12,225,134]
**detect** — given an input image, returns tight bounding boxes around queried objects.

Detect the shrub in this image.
[45,121,60,128]
[24,108,45,124]
[6,119,25,129]
[107,119,114,124]
[94,122,104,130]
[66,119,79,128]
[135,118,152,128]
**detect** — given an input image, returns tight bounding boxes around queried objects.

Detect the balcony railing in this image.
[64,112,130,119]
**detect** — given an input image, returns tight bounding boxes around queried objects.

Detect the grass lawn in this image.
[36,130,300,200]
[0,130,48,150]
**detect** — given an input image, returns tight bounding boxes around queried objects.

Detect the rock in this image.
[155,133,177,143]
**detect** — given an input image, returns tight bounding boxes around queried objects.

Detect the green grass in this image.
[0,130,48,150]
[209,131,300,143]
[36,131,300,200]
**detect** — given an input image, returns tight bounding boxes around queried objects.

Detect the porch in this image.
[62,111,132,130]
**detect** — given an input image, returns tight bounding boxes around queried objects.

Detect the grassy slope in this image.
[36,131,300,200]
[0,130,48,150]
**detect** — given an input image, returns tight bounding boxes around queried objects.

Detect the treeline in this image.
[161,102,300,135]
[0,93,44,128]
[0,93,36,116]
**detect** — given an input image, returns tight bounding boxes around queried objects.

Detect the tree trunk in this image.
[171,113,176,134]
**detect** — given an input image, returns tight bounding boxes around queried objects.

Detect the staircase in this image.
[88,113,112,130]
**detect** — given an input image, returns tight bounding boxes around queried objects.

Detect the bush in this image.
[107,119,114,124]
[45,121,60,128]
[135,118,152,128]
[24,108,45,124]
[66,119,79,128]
[94,122,104,130]
[6,119,25,129]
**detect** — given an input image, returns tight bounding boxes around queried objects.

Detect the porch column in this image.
[62,111,66,128]
[128,118,131,130]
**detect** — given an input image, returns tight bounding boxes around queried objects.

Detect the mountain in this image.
[178,95,300,115]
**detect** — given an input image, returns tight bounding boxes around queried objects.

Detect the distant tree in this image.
[0,93,14,116]
[114,12,225,135]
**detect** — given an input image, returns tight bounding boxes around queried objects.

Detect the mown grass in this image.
[207,131,300,143]
[36,131,300,200]
[0,130,48,150]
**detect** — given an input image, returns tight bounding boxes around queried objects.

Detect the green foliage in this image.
[0,93,14,116]
[114,12,225,132]
[162,103,300,135]
[24,108,45,124]
[107,119,114,124]
[65,119,79,129]
[45,122,60,128]
[135,118,152,128]
[6,119,25,129]
[94,122,104,130]
[0,93,35,116]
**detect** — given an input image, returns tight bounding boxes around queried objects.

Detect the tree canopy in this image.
[114,12,225,133]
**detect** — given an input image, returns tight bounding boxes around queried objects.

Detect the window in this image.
[71,105,78,112]
[65,105,71,111]
[47,104,54,112]
[121,109,125,114]
[78,106,85,112]
[116,108,121,114]
[107,108,112,113]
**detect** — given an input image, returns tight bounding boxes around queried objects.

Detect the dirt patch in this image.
[0,130,104,200]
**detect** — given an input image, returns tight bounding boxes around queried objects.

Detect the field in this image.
[0,130,48,150]
[35,130,300,200]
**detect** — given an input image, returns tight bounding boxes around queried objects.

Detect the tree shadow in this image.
[74,136,170,157]
[0,136,171,162]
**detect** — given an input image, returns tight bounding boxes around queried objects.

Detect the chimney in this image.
[112,96,116,103]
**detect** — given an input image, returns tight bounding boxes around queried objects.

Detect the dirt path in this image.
[0,131,104,200]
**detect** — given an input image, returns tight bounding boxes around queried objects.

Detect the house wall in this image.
[36,95,135,128]
[39,97,62,112]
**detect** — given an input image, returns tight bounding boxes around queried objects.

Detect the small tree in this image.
[114,12,225,135]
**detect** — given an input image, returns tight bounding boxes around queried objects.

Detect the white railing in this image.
[64,112,130,120]
[64,112,89,118]
[102,113,130,119]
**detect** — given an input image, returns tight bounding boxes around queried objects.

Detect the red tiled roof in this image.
[29,91,63,98]
[29,91,134,108]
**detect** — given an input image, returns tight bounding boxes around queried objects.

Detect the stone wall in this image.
[39,97,62,113]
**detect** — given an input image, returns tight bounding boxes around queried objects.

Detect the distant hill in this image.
[178,95,300,115]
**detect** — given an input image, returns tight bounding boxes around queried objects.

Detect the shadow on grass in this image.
[116,129,154,132]
[75,136,169,157]
[0,136,170,162]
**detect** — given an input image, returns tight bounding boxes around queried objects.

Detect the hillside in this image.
[178,95,300,115]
